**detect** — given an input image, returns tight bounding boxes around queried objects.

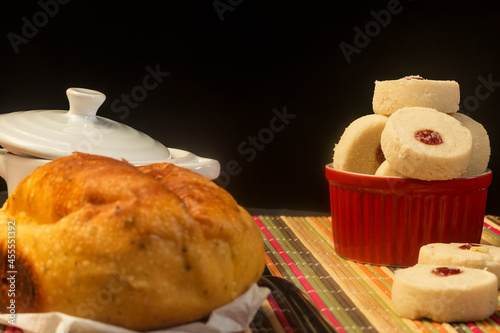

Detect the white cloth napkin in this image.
[0,283,270,333]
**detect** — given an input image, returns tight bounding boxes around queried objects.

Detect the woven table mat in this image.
[3,216,500,332]
[253,214,500,333]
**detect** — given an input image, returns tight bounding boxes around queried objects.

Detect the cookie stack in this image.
[333,76,490,180]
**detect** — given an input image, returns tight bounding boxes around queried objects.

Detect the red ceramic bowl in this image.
[325,163,492,267]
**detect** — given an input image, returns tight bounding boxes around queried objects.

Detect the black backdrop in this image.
[1,1,500,214]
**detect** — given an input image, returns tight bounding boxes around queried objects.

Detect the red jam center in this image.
[376,144,385,165]
[414,129,443,145]
[459,243,481,250]
[431,267,462,277]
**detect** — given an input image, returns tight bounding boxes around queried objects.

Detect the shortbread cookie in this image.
[374,160,405,177]
[451,113,490,177]
[373,75,460,116]
[333,114,388,174]
[419,243,500,288]
[381,107,472,180]
[392,264,498,322]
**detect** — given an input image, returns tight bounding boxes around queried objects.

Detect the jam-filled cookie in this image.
[381,107,472,180]
[419,242,500,288]
[374,160,405,177]
[333,114,388,174]
[373,75,460,116]
[392,264,498,322]
[451,113,490,177]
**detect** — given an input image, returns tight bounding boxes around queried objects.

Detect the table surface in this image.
[249,214,500,333]
[3,214,500,332]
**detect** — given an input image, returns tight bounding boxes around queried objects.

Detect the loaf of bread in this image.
[0,153,265,331]
[392,264,498,322]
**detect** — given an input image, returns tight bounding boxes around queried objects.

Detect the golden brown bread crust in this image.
[0,153,265,331]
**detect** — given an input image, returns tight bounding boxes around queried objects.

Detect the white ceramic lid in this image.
[0,88,171,162]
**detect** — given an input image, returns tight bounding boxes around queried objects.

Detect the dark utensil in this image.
[258,275,339,333]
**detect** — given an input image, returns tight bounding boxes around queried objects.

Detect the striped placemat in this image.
[254,214,500,333]
[3,215,500,332]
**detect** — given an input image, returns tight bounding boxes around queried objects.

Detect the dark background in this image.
[1,1,499,214]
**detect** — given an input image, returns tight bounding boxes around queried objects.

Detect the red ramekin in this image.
[325,163,492,267]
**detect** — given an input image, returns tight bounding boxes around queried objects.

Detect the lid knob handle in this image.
[67,88,106,118]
